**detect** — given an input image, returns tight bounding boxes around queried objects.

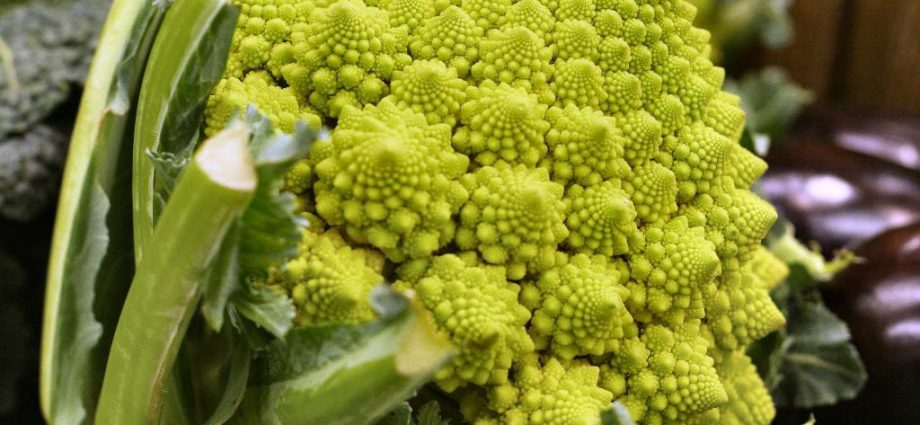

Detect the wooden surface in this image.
[761,0,920,115]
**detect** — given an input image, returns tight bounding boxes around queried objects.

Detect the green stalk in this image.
[275,313,451,425]
[133,0,239,262]
[233,294,454,425]
[94,125,257,425]
[40,1,167,423]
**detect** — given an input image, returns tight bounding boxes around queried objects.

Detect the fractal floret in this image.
[206,0,785,423]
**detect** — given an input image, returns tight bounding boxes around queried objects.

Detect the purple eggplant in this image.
[816,223,920,424]
[761,124,920,253]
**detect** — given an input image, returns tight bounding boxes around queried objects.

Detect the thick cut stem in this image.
[94,126,256,425]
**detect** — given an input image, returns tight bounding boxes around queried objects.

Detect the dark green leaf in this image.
[726,67,813,141]
[739,125,758,153]
[234,288,453,425]
[133,0,239,257]
[787,298,852,345]
[774,299,867,408]
[202,335,252,425]
[416,401,451,425]
[231,285,296,339]
[375,403,413,425]
[220,113,315,338]
[167,311,250,425]
[41,0,167,421]
[746,329,792,391]
[406,386,465,425]
[201,221,242,332]
[0,0,111,140]
[600,402,636,425]
[237,110,314,279]
[94,125,257,425]
[249,288,409,385]
[749,220,867,408]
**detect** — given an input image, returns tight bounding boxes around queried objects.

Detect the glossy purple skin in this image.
[818,224,920,424]
[765,108,920,424]
[760,108,920,253]
[796,108,920,172]
[825,223,920,368]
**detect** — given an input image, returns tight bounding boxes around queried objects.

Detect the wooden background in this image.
[759,0,920,115]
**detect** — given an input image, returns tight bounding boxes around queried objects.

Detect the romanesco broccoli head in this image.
[207,0,785,423]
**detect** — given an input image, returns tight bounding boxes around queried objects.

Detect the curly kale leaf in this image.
[0,0,110,138]
[0,124,67,221]
[0,0,111,221]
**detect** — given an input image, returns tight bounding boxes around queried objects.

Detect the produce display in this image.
[18,0,906,424]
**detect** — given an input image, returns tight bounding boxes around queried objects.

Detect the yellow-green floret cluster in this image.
[210,0,786,423]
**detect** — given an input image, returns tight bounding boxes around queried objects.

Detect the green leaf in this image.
[195,110,312,339]
[750,220,867,408]
[375,403,413,425]
[415,401,451,425]
[44,182,110,423]
[739,125,759,153]
[94,125,257,425]
[759,0,794,49]
[787,296,852,345]
[230,285,296,339]
[133,0,239,260]
[237,108,313,279]
[600,402,637,425]
[201,335,252,425]
[232,288,454,425]
[40,1,167,421]
[726,67,813,141]
[774,299,867,408]
[746,328,792,391]
[405,386,465,425]
[0,0,111,141]
[375,400,452,425]
[220,111,314,338]
[200,221,243,331]
[766,221,855,284]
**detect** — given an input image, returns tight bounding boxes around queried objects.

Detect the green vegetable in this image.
[746,222,866,409]
[194,0,783,423]
[0,0,109,140]
[687,0,794,63]
[42,0,796,424]
[95,123,258,425]
[0,125,67,220]
[726,67,813,143]
[232,287,453,425]
[0,0,111,221]
[39,0,168,422]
